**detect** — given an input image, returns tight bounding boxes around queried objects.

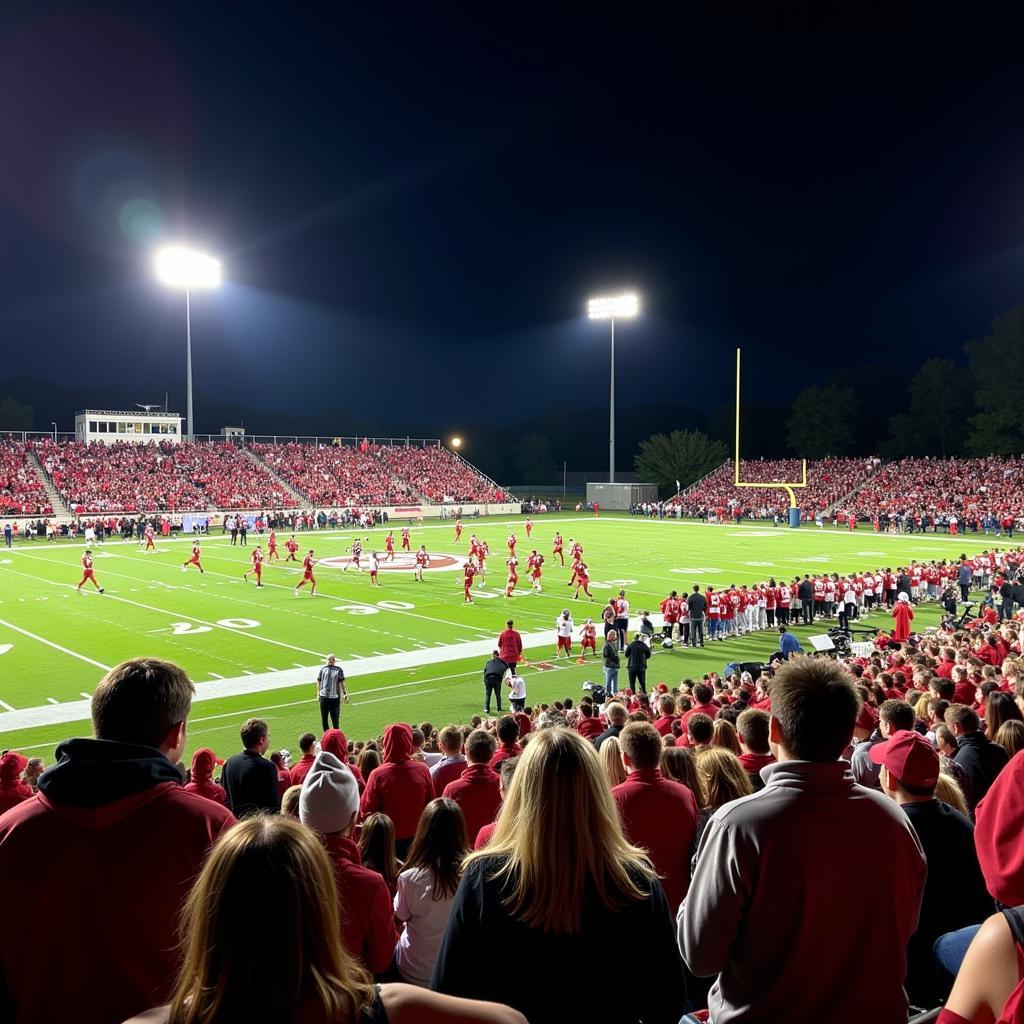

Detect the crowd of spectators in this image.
[376,445,505,503]
[6,547,1024,1022]
[671,457,878,521]
[0,439,50,515]
[836,456,1024,530]
[30,439,297,513]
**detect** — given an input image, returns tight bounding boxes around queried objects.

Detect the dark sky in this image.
[2,6,1024,437]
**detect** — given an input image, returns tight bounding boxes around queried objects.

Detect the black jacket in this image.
[798,580,814,601]
[625,639,651,672]
[952,732,1009,811]
[431,854,687,1023]
[901,799,994,1005]
[602,642,620,669]
[221,749,281,817]
[686,592,707,619]
[483,658,507,688]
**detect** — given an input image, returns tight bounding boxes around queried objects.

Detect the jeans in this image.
[319,696,340,731]
[689,619,704,646]
[933,924,980,978]
[603,666,619,693]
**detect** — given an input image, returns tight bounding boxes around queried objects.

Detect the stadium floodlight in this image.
[587,292,640,483]
[154,246,222,442]
[450,437,463,449]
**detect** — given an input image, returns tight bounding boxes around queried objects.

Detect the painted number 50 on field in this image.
[170,618,261,635]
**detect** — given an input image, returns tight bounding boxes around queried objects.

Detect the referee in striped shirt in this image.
[316,654,348,731]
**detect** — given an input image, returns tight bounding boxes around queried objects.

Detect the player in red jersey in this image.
[569,538,583,561]
[454,519,463,542]
[267,530,279,561]
[284,536,299,562]
[401,527,411,551]
[525,517,533,538]
[469,535,479,560]
[143,524,155,551]
[527,550,544,593]
[580,618,597,655]
[76,550,104,593]
[244,546,264,587]
[182,542,205,574]
[476,542,489,586]
[463,560,477,603]
[552,531,564,566]
[384,532,395,562]
[369,552,381,587]
[593,501,600,517]
[572,560,594,601]
[414,544,430,582]
[505,556,519,598]
[295,550,317,596]
[507,532,517,556]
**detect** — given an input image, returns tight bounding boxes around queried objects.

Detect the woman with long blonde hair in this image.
[123,816,524,1024]
[693,746,754,849]
[599,735,629,788]
[431,727,687,1022]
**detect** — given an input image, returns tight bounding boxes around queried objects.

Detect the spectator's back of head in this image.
[496,715,520,745]
[298,732,316,754]
[466,729,496,764]
[770,657,861,762]
[606,702,628,727]
[168,816,374,1024]
[619,722,662,771]
[91,658,193,754]
[879,699,915,734]
[687,713,714,746]
[240,718,269,751]
[737,708,770,754]
[946,704,980,734]
[438,725,463,755]
[694,682,714,705]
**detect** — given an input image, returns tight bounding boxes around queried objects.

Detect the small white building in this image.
[75,409,183,445]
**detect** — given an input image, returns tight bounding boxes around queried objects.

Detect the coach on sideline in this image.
[316,654,349,731]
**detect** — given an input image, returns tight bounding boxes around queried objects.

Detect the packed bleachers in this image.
[250,442,413,507]
[671,457,878,520]
[32,439,298,513]
[377,444,506,503]
[836,455,1024,527]
[0,439,50,515]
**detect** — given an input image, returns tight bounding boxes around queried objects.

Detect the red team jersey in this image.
[81,555,94,574]
[251,550,263,570]
[302,555,315,577]
[416,550,429,567]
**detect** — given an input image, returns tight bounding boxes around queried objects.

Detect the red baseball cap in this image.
[869,729,939,788]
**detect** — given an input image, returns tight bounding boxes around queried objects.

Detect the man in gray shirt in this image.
[849,699,916,789]
[316,654,348,731]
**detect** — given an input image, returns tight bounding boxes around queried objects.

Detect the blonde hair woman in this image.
[693,746,754,849]
[122,817,524,1024]
[934,771,970,817]
[710,718,741,755]
[599,735,628,788]
[431,728,686,1022]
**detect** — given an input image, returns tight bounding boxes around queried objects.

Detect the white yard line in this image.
[0,624,578,734]
[0,616,112,672]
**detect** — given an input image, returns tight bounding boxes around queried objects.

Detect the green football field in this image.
[0,513,989,761]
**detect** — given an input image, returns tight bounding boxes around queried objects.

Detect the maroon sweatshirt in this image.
[443,763,503,844]
[359,724,433,841]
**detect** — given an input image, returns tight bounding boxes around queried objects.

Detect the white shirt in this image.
[556,616,574,637]
[508,673,527,699]
[394,866,457,986]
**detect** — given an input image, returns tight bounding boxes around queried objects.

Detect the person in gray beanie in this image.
[300,751,397,974]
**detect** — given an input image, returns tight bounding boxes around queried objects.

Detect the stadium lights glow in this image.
[587,291,641,484]
[587,292,639,320]
[154,245,222,442]
[155,246,221,289]
[450,437,463,449]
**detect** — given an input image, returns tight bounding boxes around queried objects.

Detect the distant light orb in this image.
[450,437,462,449]
[119,197,163,242]
[155,246,221,289]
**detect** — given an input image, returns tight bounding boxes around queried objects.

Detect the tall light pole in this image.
[587,292,639,483]
[155,246,221,442]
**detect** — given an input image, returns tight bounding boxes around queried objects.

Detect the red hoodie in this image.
[0,752,33,815]
[577,716,604,740]
[182,748,227,805]
[443,762,502,843]
[323,833,397,974]
[359,724,433,841]
[612,768,698,911]
[288,752,317,788]
[975,749,1024,906]
[0,738,235,1024]
[321,730,366,793]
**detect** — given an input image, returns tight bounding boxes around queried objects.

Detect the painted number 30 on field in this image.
[332,601,416,615]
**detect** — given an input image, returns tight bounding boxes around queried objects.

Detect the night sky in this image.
[2,7,1024,449]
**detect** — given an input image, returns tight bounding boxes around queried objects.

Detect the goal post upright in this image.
[734,347,806,527]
